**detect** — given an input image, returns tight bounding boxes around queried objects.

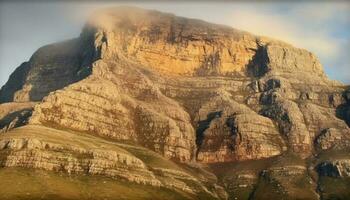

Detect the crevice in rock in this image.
[246,42,269,78]
[335,88,350,127]
[195,111,222,155]
[0,108,33,133]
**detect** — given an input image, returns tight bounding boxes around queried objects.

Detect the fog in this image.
[1,1,349,87]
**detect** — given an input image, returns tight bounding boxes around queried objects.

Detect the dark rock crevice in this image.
[0,108,33,133]
[195,111,223,153]
[336,88,350,127]
[246,43,269,78]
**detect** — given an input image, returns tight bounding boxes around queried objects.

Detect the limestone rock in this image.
[0,102,36,133]
[196,100,286,163]
[30,59,196,162]
[341,88,350,126]
[0,6,349,200]
[264,43,325,76]
[317,159,350,178]
[253,165,319,200]
[0,128,160,186]
[84,7,258,77]
[261,99,312,157]
[0,125,222,198]
[316,128,350,150]
[0,39,94,103]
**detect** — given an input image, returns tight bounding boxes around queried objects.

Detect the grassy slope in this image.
[318,177,350,200]
[0,125,216,200]
[2,125,350,200]
[209,153,320,200]
[0,168,190,200]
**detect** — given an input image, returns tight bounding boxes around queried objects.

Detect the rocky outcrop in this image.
[315,128,350,150]
[85,7,258,77]
[0,102,36,133]
[0,63,30,103]
[195,95,286,163]
[0,127,160,186]
[317,159,350,178]
[340,88,350,126]
[2,7,347,163]
[0,38,95,103]
[260,100,313,157]
[253,165,319,200]
[0,6,350,200]
[0,138,160,185]
[29,59,196,162]
[0,125,223,198]
[262,43,325,76]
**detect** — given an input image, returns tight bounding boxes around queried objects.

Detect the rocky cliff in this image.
[0,7,349,200]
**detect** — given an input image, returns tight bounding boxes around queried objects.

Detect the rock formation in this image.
[0,6,349,200]
[0,102,36,132]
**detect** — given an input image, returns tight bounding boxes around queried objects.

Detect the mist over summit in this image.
[0,7,350,200]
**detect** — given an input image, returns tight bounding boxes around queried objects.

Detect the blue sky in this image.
[0,1,349,87]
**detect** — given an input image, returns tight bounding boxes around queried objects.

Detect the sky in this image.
[0,1,349,88]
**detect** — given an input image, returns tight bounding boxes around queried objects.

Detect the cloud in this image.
[325,39,350,84]
[227,4,344,59]
[0,2,349,87]
[223,2,350,83]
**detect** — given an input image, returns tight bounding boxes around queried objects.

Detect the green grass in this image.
[318,177,350,200]
[252,167,318,200]
[251,174,286,200]
[208,157,275,180]
[0,168,192,200]
[0,125,219,200]
[6,125,350,200]
[315,149,350,163]
[115,143,182,171]
[11,125,184,172]
[208,159,273,200]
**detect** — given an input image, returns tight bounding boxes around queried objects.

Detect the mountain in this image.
[0,7,350,200]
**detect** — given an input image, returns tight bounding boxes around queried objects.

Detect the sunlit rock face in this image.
[0,6,350,200]
[2,6,349,162]
[84,7,258,76]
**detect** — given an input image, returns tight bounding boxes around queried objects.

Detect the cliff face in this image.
[0,38,94,103]
[0,7,350,200]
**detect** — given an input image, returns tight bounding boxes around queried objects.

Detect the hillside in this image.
[0,6,350,200]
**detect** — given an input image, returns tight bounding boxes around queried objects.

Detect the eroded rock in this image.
[317,159,350,178]
[0,6,349,200]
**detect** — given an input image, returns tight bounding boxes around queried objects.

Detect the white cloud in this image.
[227,6,342,60]
[222,2,350,83]
[1,2,349,86]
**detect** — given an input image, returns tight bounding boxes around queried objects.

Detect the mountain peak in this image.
[87,6,234,32]
[0,7,349,200]
[79,6,326,79]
